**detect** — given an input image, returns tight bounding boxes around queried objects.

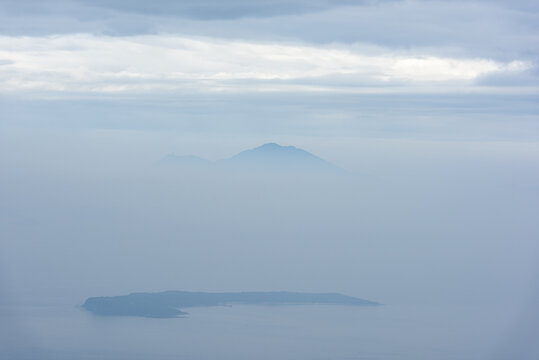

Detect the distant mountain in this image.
[219,143,339,171]
[162,143,343,173]
[82,290,380,318]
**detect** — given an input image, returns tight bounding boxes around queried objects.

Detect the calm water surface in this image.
[1,302,520,360]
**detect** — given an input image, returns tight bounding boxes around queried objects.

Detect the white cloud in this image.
[0,34,532,95]
[387,57,528,82]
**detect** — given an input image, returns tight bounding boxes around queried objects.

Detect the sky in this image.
[1,1,539,358]
[0,0,538,148]
[0,0,539,96]
[1,0,538,285]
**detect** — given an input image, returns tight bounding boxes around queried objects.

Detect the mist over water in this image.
[0,303,527,360]
[1,127,538,359]
[2,0,539,356]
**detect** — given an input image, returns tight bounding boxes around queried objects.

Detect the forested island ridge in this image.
[82,290,380,318]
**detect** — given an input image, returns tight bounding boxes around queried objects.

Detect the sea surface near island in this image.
[0,300,525,360]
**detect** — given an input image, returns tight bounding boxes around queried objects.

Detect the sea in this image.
[1,300,531,360]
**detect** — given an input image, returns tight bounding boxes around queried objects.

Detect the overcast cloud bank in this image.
[1,0,538,97]
[0,34,533,96]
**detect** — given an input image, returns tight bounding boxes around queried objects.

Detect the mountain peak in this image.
[257,142,289,149]
[222,143,340,173]
[252,142,300,152]
[259,142,280,147]
[162,143,343,173]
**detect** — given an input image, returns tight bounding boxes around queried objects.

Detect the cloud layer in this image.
[1,0,537,97]
[2,0,538,60]
[0,34,531,95]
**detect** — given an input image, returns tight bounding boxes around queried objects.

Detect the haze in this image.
[1,1,539,359]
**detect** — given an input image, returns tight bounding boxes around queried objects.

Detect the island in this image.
[82,291,380,318]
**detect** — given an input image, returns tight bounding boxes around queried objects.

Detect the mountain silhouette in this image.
[162,143,342,173]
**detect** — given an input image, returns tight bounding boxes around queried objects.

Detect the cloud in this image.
[80,0,334,20]
[2,0,390,20]
[1,0,537,64]
[476,65,539,87]
[0,34,531,96]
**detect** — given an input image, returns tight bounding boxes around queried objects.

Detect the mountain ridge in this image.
[162,142,343,173]
[82,290,381,318]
